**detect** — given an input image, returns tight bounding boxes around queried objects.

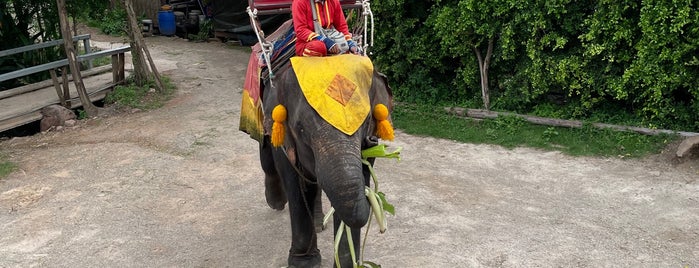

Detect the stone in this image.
[64,119,76,127]
[676,136,699,158]
[40,105,76,132]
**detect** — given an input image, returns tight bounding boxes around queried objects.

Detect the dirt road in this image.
[1,34,698,268]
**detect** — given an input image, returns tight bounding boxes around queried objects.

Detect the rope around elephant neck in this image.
[280,146,317,185]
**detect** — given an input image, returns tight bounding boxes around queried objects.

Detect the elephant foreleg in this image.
[273,151,321,268]
[260,137,287,210]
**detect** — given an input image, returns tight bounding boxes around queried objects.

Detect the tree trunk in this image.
[124,2,150,86]
[123,0,164,92]
[473,37,494,111]
[56,0,98,117]
[445,107,699,137]
[128,30,150,85]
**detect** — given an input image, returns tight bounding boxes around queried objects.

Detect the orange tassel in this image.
[271,105,287,147]
[376,119,395,141]
[373,104,394,141]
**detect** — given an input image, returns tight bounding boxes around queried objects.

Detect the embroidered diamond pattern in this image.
[325,74,357,106]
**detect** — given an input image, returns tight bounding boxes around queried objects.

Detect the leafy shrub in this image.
[372,0,699,132]
[88,8,127,36]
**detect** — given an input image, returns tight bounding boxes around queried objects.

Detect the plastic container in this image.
[158,10,175,36]
[188,13,199,28]
[174,11,186,26]
[141,19,152,31]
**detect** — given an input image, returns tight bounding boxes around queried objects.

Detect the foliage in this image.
[86,7,127,36]
[188,19,213,42]
[391,104,675,157]
[0,0,62,90]
[70,0,111,20]
[0,0,114,90]
[371,0,457,104]
[105,76,175,110]
[372,0,699,132]
[0,0,61,47]
[624,1,698,128]
[579,0,699,130]
[76,109,88,120]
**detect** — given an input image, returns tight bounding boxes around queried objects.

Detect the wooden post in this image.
[60,66,71,108]
[49,68,67,107]
[56,0,98,116]
[118,53,125,82]
[111,53,126,84]
[83,38,93,69]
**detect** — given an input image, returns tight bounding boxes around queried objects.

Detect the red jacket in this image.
[292,0,352,56]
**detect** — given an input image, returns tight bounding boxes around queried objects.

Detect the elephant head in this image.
[258,54,393,268]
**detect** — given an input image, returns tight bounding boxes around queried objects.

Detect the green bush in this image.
[88,8,127,36]
[372,0,459,104]
[371,0,699,132]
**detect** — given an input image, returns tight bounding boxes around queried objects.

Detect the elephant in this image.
[258,54,393,268]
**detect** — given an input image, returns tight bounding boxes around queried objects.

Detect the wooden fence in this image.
[0,34,130,132]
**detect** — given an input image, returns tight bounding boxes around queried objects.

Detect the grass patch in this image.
[392,105,676,158]
[105,76,175,110]
[0,153,16,179]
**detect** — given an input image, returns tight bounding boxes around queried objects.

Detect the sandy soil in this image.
[1,31,698,268]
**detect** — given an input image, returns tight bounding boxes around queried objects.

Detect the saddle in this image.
[239,20,374,142]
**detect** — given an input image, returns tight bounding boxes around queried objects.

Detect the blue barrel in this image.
[158,11,175,36]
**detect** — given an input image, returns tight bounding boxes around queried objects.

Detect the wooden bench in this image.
[0,34,131,132]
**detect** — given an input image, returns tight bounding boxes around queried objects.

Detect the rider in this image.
[291,0,361,57]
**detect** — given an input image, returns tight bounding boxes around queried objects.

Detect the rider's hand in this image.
[329,45,341,54]
[317,36,338,54]
[348,40,362,55]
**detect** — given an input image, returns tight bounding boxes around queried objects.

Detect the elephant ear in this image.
[260,67,295,140]
[371,70,394,111]
[376,71,393,99]
[370,71,395,141]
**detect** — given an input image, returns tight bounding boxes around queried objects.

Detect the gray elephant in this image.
[258,54,393,268]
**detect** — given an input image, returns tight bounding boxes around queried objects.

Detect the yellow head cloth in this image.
[290,54,374,135]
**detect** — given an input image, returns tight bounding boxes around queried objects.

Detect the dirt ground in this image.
[1,30,698,268]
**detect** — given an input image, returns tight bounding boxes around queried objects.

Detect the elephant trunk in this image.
[315,142,370,229]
